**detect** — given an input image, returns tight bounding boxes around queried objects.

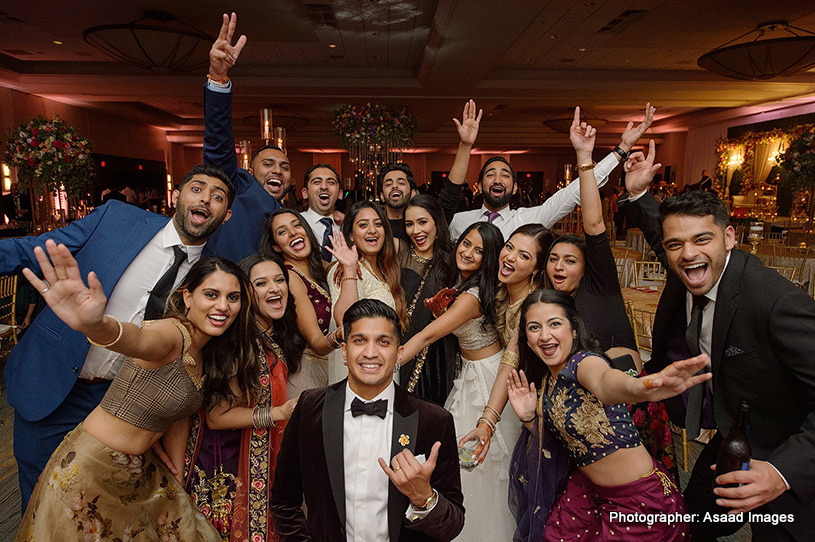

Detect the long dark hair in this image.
[240,253,306,378]
[340,200,407,330]
[165,257,261,411]
[259,208,329,292]
[454,221,502,327]
[496,223,555,344]
[404,195,457,294]
[517,289,602,387]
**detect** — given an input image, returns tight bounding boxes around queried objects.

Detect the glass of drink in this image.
[457,435,479,471]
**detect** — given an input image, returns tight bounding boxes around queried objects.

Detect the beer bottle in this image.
[714,401,751,488]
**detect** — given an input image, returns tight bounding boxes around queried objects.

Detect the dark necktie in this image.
[483,210,500,223]
[144,245,187,320]
[320,217,334,262]
[350,397,388,419]
[684,294,710,439]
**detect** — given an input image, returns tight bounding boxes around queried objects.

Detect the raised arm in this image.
[619,140,667,266]
[399,291,482,363]
[23,240,180,366]
[326,233,360,326]
[570,106,604,235]
[438,100,482,221]
[203,12,247,179]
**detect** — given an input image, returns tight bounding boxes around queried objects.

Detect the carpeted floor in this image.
[0,347,21,542]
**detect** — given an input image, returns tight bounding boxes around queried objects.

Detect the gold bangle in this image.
[500,350,519,369]
[578,161,597,171]
[483,405,502,422]
[86,316,123,348]
[341,276,359,282]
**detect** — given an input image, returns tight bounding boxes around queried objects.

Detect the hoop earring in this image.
[528,272,537,293]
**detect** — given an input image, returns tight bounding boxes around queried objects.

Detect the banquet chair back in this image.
[634,260,666,287]
[0,275,18,345]
[768,266,796,282]
[627,301,655,354]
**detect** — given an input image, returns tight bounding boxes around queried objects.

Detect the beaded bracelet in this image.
[206,73,229,85]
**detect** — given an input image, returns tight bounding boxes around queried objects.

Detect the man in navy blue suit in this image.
[201,13,285,262]
[0,164,233,511]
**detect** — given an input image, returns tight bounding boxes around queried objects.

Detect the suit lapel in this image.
[388,387,418,541]
[322,383,347,529]
[711,251,742,382]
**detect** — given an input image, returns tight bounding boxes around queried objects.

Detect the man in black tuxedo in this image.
[621,142,815,541]
[271,299,464,541]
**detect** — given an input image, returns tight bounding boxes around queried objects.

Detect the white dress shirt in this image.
[80,221,204,379]
[303,207,340,262]
[449,152,619,241]
[344,383,395,542]
[684,251,731,367]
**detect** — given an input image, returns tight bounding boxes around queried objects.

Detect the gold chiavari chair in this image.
[0,275,19,346]
[633,260,666,287]
[768,266,796,282]
[611,246,630,287]
[626,301,655,354]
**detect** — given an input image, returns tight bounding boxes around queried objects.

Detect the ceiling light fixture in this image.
[697,20,815,80]
[83,10,214,73]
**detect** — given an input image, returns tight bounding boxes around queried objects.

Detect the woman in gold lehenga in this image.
[17,245,257,542]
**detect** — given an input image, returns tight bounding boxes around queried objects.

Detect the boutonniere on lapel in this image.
[399,434,410,447]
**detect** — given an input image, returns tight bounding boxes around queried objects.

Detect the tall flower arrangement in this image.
[332,103,417,198]
[778,128,815,227]
[4,115,95,197]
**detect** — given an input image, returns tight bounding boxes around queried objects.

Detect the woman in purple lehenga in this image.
[507,290,709,541]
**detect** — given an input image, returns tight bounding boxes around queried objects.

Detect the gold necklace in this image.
[409,243,432,264]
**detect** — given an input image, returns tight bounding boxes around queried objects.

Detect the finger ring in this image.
[40,285,51,294]
[394,466,401,472]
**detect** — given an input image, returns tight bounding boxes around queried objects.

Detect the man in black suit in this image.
[621,142,815,541]
[1,182,32,222]
[271,299,464,541]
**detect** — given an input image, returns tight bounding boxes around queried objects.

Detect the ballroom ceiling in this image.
[2,0,815,152]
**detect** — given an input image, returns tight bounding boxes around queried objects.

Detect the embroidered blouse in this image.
[286,263,331,335]
[452,287,499,351]
[542,351,641,467]
[100,318,204,432]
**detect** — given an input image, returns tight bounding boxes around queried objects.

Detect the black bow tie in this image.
[351,397,388,419]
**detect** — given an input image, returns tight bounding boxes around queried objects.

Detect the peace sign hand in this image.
[209,12,247,80]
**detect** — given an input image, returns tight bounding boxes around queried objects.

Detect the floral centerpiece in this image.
[332,103,417,198]
[4,114,95,197]
[332,103,417,149]
[778,128,815,227]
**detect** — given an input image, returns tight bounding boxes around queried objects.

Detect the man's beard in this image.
[484,189,512,209]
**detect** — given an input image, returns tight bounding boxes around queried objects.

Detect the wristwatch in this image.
[613,145,630,161]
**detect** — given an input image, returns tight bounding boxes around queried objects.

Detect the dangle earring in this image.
[528,272,537,293]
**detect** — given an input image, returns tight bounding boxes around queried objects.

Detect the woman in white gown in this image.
[326,201,407,384]
[400,221,521,541]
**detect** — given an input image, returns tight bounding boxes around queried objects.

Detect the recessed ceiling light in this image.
[549,35,557,39]
[53,40,63,45]
[579,48,586,52]
[328,43,337,48]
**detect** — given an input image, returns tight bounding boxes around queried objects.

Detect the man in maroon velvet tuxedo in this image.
[270,299,464,541]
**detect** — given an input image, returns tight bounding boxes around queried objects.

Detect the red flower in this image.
[53,140,64,149]
[26,157,35,166]
[31,128,39,136]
